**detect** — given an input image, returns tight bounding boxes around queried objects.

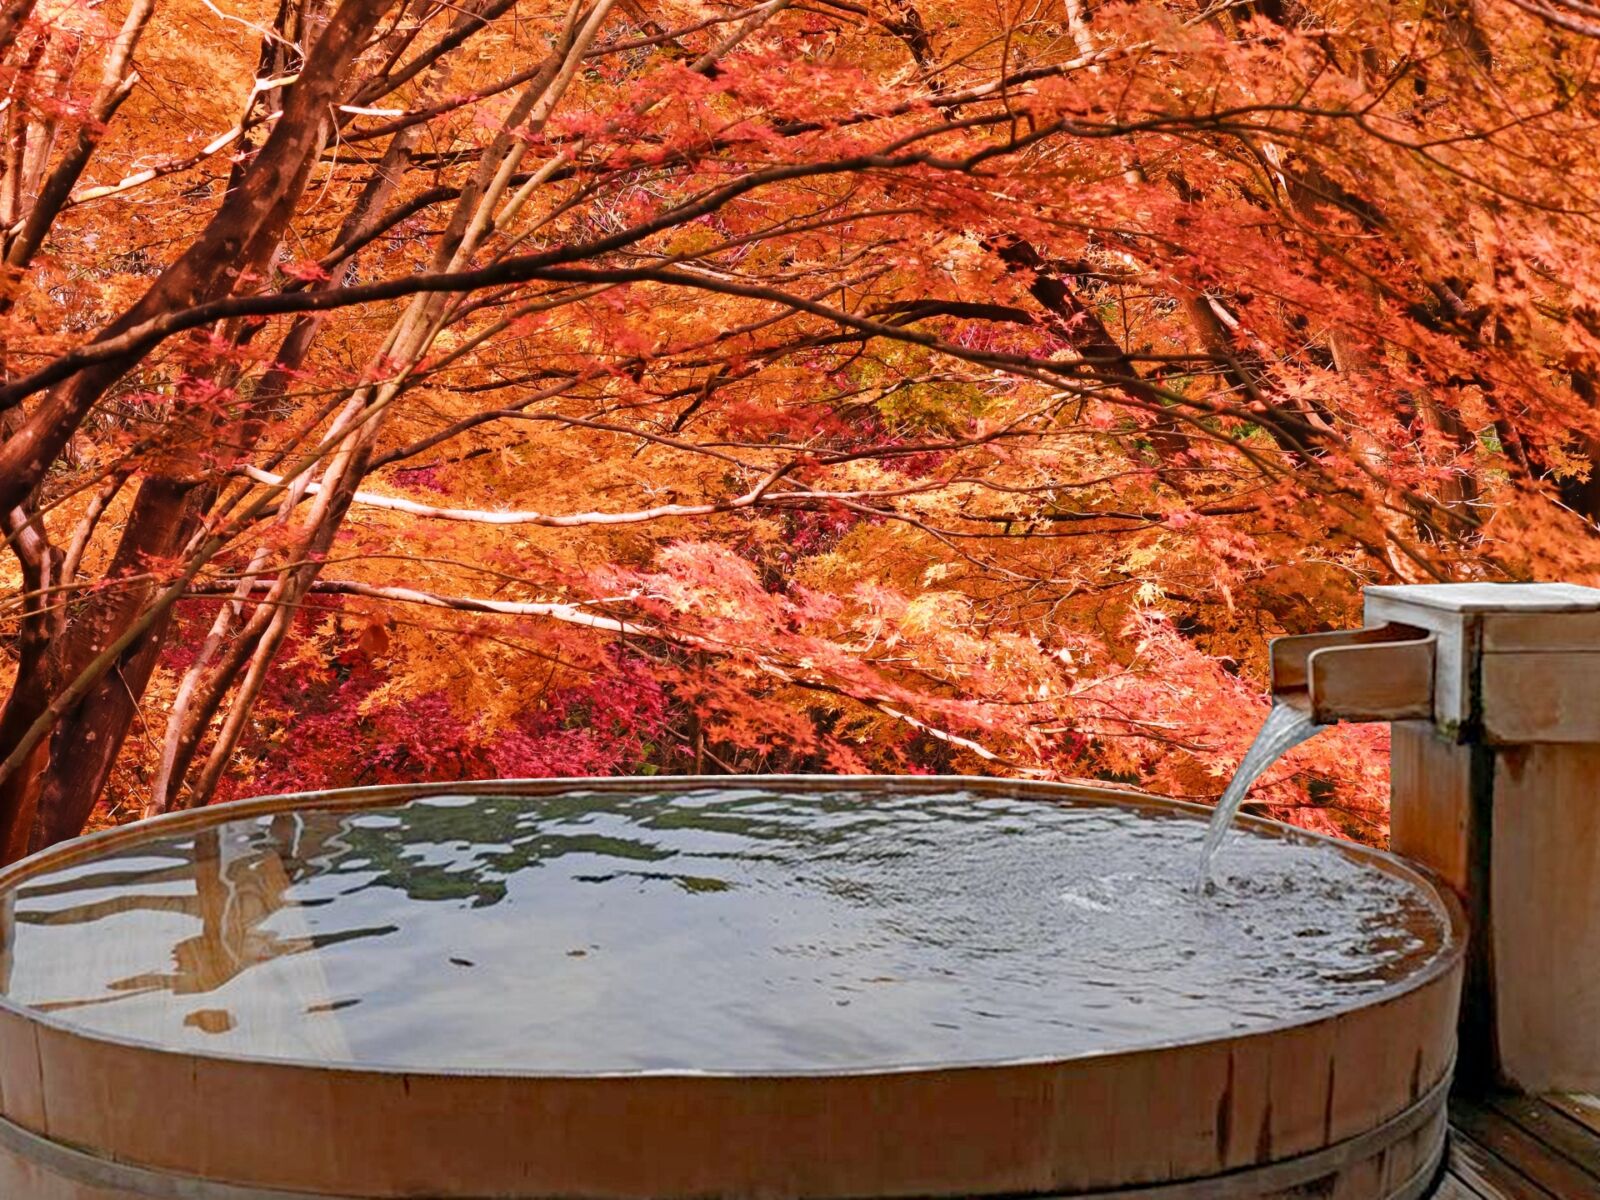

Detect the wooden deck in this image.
[1441,1091,1600,1197]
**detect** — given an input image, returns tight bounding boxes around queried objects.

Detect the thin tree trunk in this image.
[5,0,155,268]
[23,476,202,850]
[0,503,55,859]
[175,0,622,808]
[0,0,398,857]
[0,0,397,515]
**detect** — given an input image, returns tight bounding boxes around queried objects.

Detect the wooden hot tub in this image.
[0,777,1464,1199]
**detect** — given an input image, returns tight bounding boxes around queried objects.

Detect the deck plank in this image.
[1450,1096,1600,1198]
[1443,1129,1560,1199]
[1436,1169,1495,1200]
[1547,1093,1600,1139]
[1485,1092,1600,1180]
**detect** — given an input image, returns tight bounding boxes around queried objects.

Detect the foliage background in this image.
[3,0,1598,853]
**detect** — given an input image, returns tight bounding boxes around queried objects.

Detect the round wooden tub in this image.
[0,777,1464,1200]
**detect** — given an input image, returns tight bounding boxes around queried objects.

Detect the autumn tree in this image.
[2,0,1598,860]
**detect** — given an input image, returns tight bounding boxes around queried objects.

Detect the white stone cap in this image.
[1365,583,1600,614]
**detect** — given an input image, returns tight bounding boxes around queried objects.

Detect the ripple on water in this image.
[0,789,1449,1072]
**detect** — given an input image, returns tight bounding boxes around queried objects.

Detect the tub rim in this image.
[0,772,1468,1082]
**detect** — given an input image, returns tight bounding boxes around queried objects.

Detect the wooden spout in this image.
[1269,624,1435,724]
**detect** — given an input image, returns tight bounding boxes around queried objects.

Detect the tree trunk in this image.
[25,477,203,850]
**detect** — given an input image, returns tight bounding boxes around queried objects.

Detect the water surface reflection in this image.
[0,789,1450,1071]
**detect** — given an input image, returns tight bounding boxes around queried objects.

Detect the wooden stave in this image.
[0,1074,1453,1199]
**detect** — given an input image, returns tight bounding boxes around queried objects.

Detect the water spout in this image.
[1196,701,1326,891]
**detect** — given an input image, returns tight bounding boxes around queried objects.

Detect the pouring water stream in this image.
[1195,701,1326,892]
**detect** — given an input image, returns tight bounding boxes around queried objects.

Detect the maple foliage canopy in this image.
[1,0,1598,858]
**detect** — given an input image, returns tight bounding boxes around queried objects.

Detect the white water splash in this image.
[1196,702,1326,891]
